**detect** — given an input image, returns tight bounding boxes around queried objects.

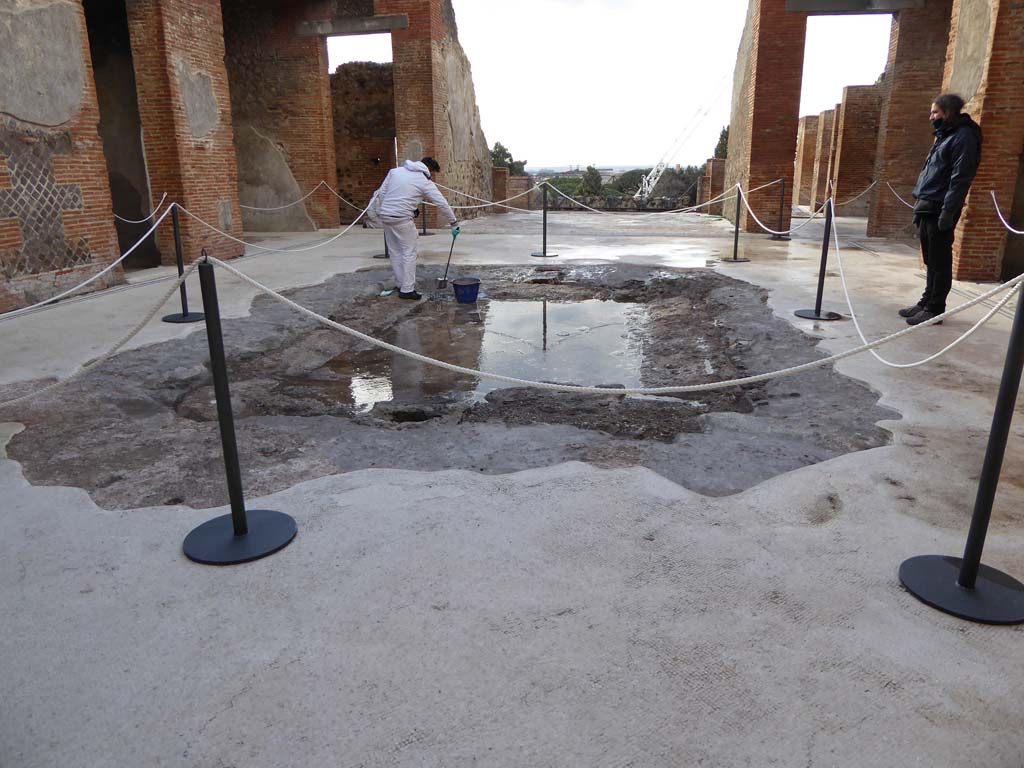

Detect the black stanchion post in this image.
[794,201,842,321]
[899,285,1024,624]
[771,178,791,242]
[531,184,557,258]
[182,260,297,566]
[720,190,749,264]
[161,205,205,324]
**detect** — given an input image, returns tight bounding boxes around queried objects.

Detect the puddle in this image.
[316,299,649,413]
[554,242,713,268]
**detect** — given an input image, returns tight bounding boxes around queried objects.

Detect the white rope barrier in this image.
[885,182,916,210]
[833,180,879,207]
[114,193,169,224]
[238,181,330,211]
[2,205,174,321]
[828,199,1018,369]
[539,180,774,217]
[991,191,1024,236]
[0,265,196,409]
[178,203,369,254]
[738,187,828,236]
[205,254,1024,395]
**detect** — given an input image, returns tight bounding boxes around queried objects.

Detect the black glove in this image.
[913,213,922,228]
[937,209,958,231]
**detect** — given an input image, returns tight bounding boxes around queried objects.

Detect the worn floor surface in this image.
[2,211,1023,767]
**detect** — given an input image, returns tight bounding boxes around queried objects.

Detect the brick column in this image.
[793,115,818,207]
[724,0,807,232]
[943,0,1024,280]
[809,109,836,212]
[708,158,726,216]
[491,167,509,215]
[696,175,711,208]
[867,2,953,239]
[832,86,883,216]
[126,0,244,263]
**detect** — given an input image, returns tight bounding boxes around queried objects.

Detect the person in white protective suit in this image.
[371,157,459,300]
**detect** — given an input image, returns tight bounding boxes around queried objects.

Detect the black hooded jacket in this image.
[911,114,982,218]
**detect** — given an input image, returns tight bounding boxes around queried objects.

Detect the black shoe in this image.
[398,290,422,300]
[898,304,924,318]
[907,310,942,326]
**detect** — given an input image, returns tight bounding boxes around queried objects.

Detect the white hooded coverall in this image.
[372,160,457,293]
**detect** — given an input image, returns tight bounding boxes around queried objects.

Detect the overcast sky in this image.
[327,1,893,170]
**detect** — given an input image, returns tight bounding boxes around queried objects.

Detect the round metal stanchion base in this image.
[162,311,205,324]
[899,555,1024,625]
[372,254,390,260]
[794,309,843,321]
[531,252,558,258]
[770,235,792,242]
[717,257,751,264]
[419,232,436,237]
[183,509,297,565]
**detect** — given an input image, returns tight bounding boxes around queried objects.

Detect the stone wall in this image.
[832,85,882,216]
[331,62,395,224]
[491,167,508,215]
[0,0,120,313]
[223,0,339,232]
[707,158,726,216]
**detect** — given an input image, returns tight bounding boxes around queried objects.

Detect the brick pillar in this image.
[126,0,244,263]
[867,3,953,239]
[491,167,509,215]
[708,158,726,216]
[696,175,711,208]
[832,86,883,216]
[943,0,1024,280]
[222,0,339,232]
[809,109,836,212]
[793,115,819,207]
[724,0,807,232]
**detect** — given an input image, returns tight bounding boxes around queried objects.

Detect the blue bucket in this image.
[452,277,481,304]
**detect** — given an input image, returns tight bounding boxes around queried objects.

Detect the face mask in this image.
[931,117,944,131]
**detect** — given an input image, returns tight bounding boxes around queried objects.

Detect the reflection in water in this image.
[319,300,649,413]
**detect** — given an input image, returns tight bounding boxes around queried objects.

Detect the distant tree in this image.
[491,142,528,176]
[580,166,603,196]
[545,176,583,196]
[652,165,704,204]
[714,126,729,159]
[610,168,652,196]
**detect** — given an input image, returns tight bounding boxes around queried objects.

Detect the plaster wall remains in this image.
[697,174,711,208]
[491,166,509,215]
[331,62,395,225]
[0,0,120,314]
[832,85,882,216]
[724,0,757,228]
[793,115,819,206]
[222,0,339,232]
[506,175,531,211]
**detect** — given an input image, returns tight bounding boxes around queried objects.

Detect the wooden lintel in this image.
[296,14,409,38]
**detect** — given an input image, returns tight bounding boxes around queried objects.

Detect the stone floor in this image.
[2,209,1024,767]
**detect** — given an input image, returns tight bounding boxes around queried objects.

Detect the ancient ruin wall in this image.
[331,63,396,223]
[0,0,120,313]
[724,0,756,227]
[832,85,882,216]
[222,0,339,231]
[793,115,819,206]
[430,1,492,219]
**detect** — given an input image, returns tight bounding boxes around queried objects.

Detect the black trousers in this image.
[917,214,955,313]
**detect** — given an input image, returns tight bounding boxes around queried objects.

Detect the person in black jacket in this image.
[899,93,982,326]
